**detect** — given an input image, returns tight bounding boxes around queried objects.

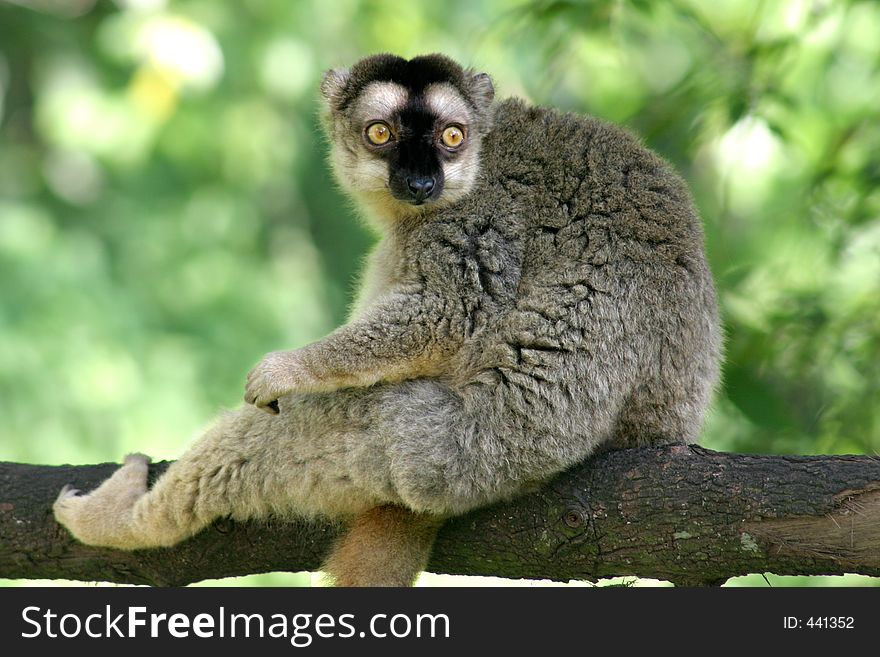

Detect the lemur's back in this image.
[400,98,721,455]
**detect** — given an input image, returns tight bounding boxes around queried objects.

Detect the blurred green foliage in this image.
[1,0,878,586]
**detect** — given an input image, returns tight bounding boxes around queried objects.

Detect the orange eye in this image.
[366,122,392,145]
[441,125,464,149]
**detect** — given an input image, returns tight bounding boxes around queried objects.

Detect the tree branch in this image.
[2,446,879,586]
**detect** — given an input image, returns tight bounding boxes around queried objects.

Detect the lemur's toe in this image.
[55,484,81,505]
[124,453,152,466]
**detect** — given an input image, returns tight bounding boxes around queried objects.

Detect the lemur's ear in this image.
[467,71,495,115]
[320,68,351,109]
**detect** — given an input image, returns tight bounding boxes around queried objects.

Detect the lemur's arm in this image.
[244,288,461,413]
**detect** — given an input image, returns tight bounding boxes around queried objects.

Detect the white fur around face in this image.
[325,80,486,224]
[440,150,482,203]
[325,82,414,225]
[424,83,482,204]
[352,81,409,127]
[424,82,474,126]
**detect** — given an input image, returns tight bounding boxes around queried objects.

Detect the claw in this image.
[55,484,81,505]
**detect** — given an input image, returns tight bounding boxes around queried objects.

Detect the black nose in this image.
[406,176,435,202]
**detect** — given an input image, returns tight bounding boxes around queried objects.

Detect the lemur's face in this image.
[321,54,494,221]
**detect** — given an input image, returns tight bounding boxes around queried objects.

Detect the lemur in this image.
[54,54,722,586]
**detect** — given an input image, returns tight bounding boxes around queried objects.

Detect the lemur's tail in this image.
[322,505,444,587]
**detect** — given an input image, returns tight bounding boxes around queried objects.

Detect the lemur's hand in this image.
[244,350,321,414]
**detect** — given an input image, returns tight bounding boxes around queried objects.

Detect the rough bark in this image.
[1,445,879,586]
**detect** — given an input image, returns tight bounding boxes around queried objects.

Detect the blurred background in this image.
[1,0,878,587]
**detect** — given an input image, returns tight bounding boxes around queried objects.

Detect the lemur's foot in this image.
[53,453,151,549]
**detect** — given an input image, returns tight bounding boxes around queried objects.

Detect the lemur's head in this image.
[320,54,495,222]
